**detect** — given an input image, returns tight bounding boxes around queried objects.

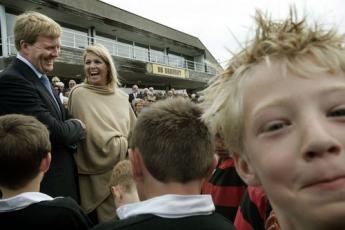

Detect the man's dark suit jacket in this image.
[128,92,142,104]
[0,58,84,202]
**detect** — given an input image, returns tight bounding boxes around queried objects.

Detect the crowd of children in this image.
[2,6,345,230]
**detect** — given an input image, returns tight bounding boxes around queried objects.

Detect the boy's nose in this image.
[301,117,341,161]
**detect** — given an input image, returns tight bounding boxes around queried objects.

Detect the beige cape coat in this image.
[68,84,136,217]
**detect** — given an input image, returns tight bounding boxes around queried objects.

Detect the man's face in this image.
[23,35,60,74]
[69,80,76,89]
[237,61,345,229]
[52,78,60,85]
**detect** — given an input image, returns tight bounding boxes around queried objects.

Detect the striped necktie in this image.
[40,74,54,96]
[40,74,60,107]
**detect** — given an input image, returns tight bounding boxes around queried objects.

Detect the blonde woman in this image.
[68,44,136,223]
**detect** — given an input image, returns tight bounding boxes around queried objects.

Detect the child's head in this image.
[132,98,144,115]
[130,98,214,184]
[203,9,345,154]
[0,114,51,190]
[202,8,345,230]
[109,160,139,208]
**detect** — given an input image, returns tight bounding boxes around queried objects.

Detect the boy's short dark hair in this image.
[130,98,214,183]
[0,114,51,190]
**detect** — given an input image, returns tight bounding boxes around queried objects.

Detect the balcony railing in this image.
[5,30,217,75]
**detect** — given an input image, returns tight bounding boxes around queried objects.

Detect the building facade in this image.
[0,0,222,90]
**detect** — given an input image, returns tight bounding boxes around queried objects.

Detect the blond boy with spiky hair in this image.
[109,160,139,211]
[202,8,345,230]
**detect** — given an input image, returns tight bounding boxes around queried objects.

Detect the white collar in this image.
[17,53,44,79]
[0,192,54,212]
[117,194,215,220]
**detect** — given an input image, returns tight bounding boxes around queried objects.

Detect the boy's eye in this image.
[260,120,290,133]
[328,107,345,117]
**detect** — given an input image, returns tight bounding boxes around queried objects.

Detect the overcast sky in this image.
[101,0,345,66]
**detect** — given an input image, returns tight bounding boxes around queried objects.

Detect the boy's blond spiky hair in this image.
[202,7,345,153]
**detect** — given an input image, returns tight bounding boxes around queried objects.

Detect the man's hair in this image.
[109,160,135,192]
[130,98,214,183]
[0,114,51,190]
[52,76,60,83]
[202,8,345,154]
[83,43,119,88]
[14,11,61,51]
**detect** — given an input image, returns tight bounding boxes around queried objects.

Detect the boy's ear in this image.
[39,152,51,173]
[128,148,144,182]
[111,186,123,200]
[233,153,261,186]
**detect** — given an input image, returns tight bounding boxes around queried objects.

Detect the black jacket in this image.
[0,197,93,229]
[0,58,85,201]
[93,213,235,230]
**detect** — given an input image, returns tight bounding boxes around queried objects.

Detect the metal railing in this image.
[5,30,217,75]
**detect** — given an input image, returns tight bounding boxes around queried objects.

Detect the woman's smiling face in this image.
[84,52,108,86]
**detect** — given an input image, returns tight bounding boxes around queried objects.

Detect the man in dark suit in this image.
[0,11,85,202]
[128,84,142,104]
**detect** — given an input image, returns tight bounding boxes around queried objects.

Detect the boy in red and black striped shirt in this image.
[202,133,246,222]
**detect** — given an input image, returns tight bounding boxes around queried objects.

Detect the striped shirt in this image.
[202,158,247,222]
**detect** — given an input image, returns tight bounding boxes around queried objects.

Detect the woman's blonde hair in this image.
[202,8,345,154]
[83,43,119,88]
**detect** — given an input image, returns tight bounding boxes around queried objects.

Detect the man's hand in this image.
[71,119,86,129]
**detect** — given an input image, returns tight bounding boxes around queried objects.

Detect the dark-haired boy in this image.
[0,114,92,229]
[94,98,234,230]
